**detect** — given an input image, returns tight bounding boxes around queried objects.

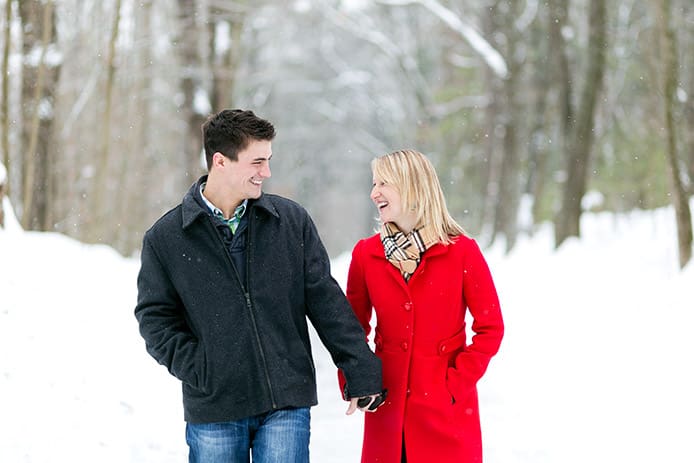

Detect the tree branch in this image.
[376,0,508,78]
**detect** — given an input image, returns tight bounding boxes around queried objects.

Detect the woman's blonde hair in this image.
[371,149,466,244]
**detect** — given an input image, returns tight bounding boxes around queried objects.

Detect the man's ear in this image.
[212,152,225,168]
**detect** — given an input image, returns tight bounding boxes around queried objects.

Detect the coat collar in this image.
[181,175,279,229]
[361,233,450,290]
[362,232,450,259]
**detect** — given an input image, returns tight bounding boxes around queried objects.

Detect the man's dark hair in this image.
[201,109,276,169]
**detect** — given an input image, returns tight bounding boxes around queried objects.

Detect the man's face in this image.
[216,139,272,204]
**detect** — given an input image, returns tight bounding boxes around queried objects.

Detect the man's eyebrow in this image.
[253,154,272,161]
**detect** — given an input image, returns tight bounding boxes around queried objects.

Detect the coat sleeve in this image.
[448,238,504,389]
[301,217,382,399]
[134,234,207,391]
[345,240,375,335]
[337,240,376,398]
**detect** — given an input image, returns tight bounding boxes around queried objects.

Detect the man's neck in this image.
[202,181,244,219]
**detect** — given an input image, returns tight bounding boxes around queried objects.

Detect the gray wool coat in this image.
[135,177,382,423]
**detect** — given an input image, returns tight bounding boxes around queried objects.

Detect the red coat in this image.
[345,234,504,463]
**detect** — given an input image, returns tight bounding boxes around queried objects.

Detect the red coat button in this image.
[401,342,408,351]
[404,302,413,311]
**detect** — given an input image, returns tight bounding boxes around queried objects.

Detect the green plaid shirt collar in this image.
[200,183,248,233]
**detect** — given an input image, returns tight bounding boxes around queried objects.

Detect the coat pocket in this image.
[445,366,469,403]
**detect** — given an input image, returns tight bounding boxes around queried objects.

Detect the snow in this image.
[1,202,693,462]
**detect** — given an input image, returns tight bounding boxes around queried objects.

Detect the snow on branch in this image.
[377,0,508,79]
[515,0,538,31]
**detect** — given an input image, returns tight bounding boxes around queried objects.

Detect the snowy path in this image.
[1,205,693,462]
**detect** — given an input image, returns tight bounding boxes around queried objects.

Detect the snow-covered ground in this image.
[1,201,692,462]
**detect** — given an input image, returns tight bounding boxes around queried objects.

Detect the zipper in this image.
[209,212,277,409]
[243,291,277,408]
[244,213,278,408]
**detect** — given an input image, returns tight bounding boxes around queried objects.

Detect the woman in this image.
[345,149,504,462]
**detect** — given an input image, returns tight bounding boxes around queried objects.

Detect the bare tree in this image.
[554,0,608,247]
[526,6,552,229]
[113,0,154,253]
[658,0,692,268]
[688,69,694,195]
[83,0,122,243]
[489,0,524,252]
[176,0,209,183]
[208,2,249,110]
[19,0,59,231]
[549,0,572,145]
[0,0,688,260]
[0,161,5,227]
[367,0,512,243]
[683,1,694,194]
[1,0,11,198]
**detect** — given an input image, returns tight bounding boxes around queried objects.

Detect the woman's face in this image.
[371,175,417,232]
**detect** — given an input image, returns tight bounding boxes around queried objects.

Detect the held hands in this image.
[345,390,387,415]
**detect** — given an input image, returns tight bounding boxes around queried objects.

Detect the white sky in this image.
[1,199,693,462]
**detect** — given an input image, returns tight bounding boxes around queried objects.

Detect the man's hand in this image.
[345,390,387,415]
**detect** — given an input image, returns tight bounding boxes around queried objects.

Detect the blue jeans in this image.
[186,407,310,463]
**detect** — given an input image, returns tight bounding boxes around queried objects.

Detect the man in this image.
[135,109,384,462]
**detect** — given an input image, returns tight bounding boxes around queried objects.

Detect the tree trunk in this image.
[686,27,694,196]
[528,97,550,231]
[527,7,551,229]
[114,0,153,254]
[1,0,11,200]
[548,0,572,142]
[490,0,523,252]
[479,74,500,238]
[19,0,58,231]
[554,0,607,247]
[177,0,208,183]
[208,5,247,110]
[87,0,122,243]
[659,0,692,268]
[687,77,694,196]
[493,69,521,251]
[0,162,5,228]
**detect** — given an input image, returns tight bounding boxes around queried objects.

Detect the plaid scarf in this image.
[380,222,437,281]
